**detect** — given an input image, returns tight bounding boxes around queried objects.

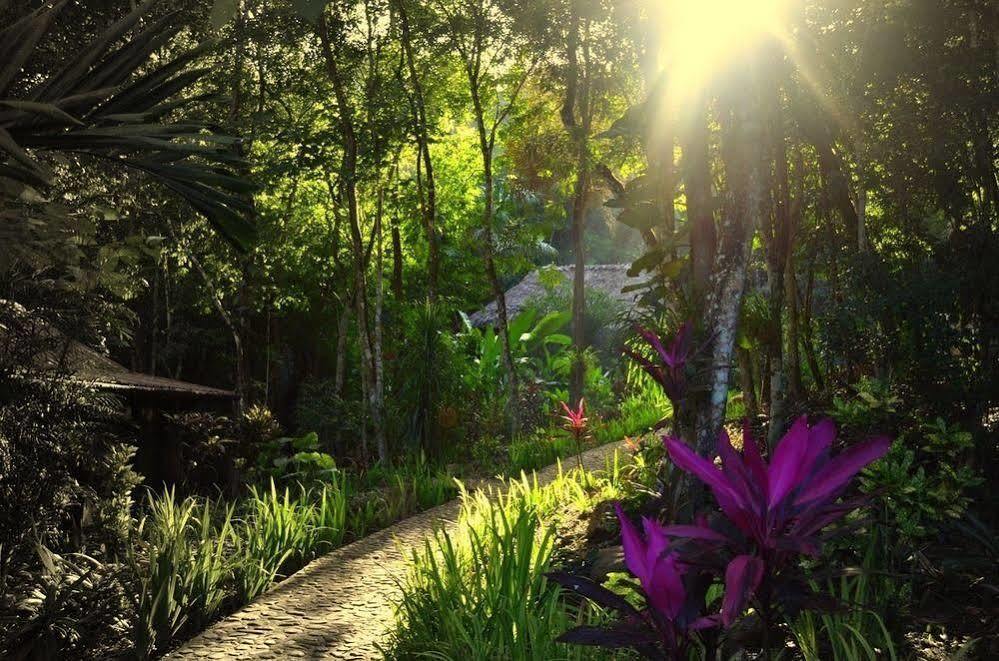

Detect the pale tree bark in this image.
[764,60,791,447]
[694,54,768,456]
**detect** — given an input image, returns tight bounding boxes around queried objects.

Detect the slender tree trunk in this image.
[736,346,758,419]
[765,64,790,446]
[785,147,805,399]
[391,207,404,297]
[374,188,387,461]
[801,255,825,391]
[318,14,384,458]
[683,96,716,303]
[397,0,440,301]
[562,4,590,405]
[694,53,767,456]
[469,78,520,436]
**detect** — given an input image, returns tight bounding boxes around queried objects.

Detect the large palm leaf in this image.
[0,0,255,256]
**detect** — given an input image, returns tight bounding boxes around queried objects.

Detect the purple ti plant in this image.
[662,417,892,623]
[624,322,693,406]
[549,504,718,659]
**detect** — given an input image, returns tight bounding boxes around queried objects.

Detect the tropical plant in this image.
[550,504,720,659]
[660,419,891,621]
[829,378,900,433]
[560,398,590,469]
[791,532,897,661]
[461,306,571,387]
[624,322,693,406]
[0,0,255,275]
[861,417,982,540]
[386,470,624,660]
[554,417,893,657]
[131,489,233,656]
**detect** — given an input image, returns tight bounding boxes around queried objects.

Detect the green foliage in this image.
[861,418,982,540]
[792,535,898,661]
[385,469,625,660]
[508,432,578,474]
[2,545,130,660]
[131,489,233,657]
[388,301,470,455]
[0,378,140,659]
[293,380,362,455]
[254,431,339,484]
[829,377,901,432]
[0,0,255,272]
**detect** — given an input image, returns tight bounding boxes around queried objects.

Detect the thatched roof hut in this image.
[1,300,235,400]
[467,264,645,327]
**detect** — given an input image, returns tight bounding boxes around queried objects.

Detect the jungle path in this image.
[167,440,626,660]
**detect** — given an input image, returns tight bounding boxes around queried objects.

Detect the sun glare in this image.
[656,0,790,101]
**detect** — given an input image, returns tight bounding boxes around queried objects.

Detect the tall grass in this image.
[384,466,626,660]
[131,489,233,657]
[790,534,898,661]
[129,460,460,655]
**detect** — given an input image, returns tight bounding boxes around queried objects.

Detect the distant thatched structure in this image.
[1,300,235,400]
[467,264,646,327]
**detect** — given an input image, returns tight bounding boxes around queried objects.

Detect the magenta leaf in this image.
[722,555,764,626]
[767,416,811,508]
[794,435,891,507]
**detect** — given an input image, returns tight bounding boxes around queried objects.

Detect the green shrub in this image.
[385,473,621,660]
[0,374,141,660]
[829,377,901,433]
[861,417,982,540]
[507,432,576,474]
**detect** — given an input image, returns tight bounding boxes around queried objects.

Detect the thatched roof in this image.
[1,301,235,399]
[467,264,645,327]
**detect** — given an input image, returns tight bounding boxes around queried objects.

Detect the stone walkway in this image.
[167,441,625,660]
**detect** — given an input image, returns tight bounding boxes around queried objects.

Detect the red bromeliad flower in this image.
[661,417,892,623]
[560,398,588,436]
[624,322,692,404]
[559,398,589,469]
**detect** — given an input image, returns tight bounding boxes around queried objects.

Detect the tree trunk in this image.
[736,345,758,419]
[397,0,440,301]
[562,4,590,405]
[391,215,404,298]
[765,63,790,447]
[683,96,716,302]
[374,188,387,462]
[785,146,805,399]
[694,55,766,456]
[468,74,520,436]
[801,255,825,391]
[318,14,383,459]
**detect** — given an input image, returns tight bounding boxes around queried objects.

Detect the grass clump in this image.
[384,465,628,660]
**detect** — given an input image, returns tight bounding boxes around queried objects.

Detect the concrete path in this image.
[167,441,625,660]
